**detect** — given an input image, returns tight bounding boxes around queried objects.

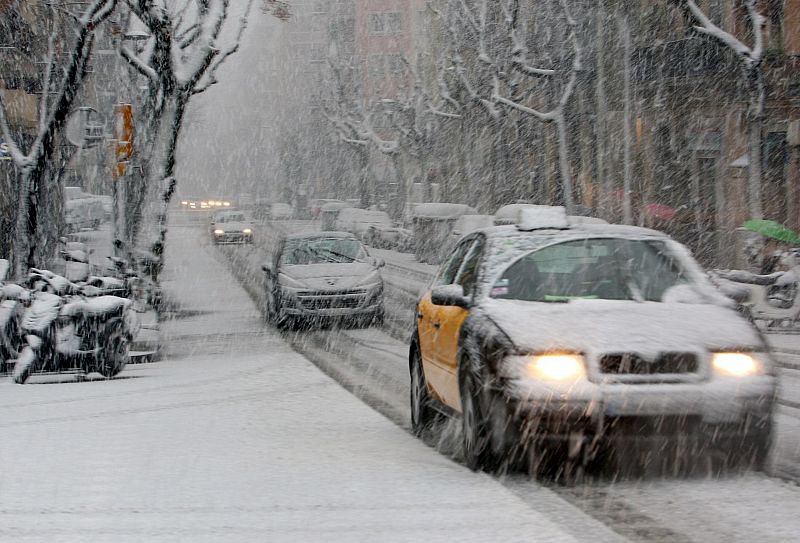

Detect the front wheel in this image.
[459,364,505,472]
[97,325,129,378]
[13,344,37,384]
[410,344,436,436]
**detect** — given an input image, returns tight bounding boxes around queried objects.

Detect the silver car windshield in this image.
[219,213,245,223]
[282,238,368,265]
[490,238,688,302]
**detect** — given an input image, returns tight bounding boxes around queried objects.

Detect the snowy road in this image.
[214,217,800,542]
[1,221,612,543]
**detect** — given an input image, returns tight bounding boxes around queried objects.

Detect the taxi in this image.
[409,207,777,472]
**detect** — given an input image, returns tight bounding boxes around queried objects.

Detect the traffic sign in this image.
[0,139,11,160]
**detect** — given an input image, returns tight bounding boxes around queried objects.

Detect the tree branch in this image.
[193,0,255,94]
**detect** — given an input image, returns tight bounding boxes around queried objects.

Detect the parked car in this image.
[493,203,537,225]
[411,203,477,264]
[64,187,105,232]
[309,198,345,219]
[410,206,776,474]
[270,203,294,220]
[366,224,415,252]
[334,208,393,242]
[261,233,385,329]
[211,211,254,244]
[320,202,351,231]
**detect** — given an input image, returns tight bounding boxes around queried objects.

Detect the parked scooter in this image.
[712,254,800,329]
[0,259,26,374]
[12,268,134,384]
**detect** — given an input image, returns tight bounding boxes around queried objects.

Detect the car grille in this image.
[297,289,368,310]
[599,352,699,375]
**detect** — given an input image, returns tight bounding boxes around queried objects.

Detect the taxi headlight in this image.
[214,229,225,235]
[527,354,586,382]
[712,352,761,377]
[243,228,252,234]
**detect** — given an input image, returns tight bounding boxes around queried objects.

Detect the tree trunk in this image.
[132,91,187,284]
[620,10,633,225]
[746,68,764,219]
[556,114,576,215]
[358,148,371,208]
[595,0,609,219]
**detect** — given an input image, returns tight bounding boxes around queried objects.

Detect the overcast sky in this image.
[176,3,282,200]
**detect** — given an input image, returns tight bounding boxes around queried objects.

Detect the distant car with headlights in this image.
[410,206,776,473]
[261,233,385,329]
[211,211,253,244]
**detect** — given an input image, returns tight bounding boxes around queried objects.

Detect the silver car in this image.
[262,233,385,329]
[211,211,254,244]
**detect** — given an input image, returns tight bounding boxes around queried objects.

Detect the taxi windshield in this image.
[490,238,687,302]
[282,238,368,265]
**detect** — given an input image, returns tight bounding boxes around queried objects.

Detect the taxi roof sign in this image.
[516,205,570,231]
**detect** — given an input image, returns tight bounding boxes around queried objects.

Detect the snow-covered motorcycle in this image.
[0,259,27,374]
[12,268,135,384]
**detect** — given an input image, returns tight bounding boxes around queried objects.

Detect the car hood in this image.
[481,298,763,355]
[282,263,378,290]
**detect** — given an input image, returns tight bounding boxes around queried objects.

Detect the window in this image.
[281,238,368,266]
[368,12,403,35]
[491,239,687,303]
[368,54,385,78]
[386,12,403,34]
[455,236,486,296]
[368,13,385,34]
[436,239,473,286]
[386,54,405,74]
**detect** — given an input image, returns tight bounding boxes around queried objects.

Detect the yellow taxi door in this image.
[416,291,448,403]
[417,239,475,403]
[430,305,470,410]
[433,235,486,412]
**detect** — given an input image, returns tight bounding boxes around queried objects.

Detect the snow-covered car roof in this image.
[476,222,669,243]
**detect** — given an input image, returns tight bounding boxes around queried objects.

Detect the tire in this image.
[1,316,23,373]
[13,345,36,384]
[410,343,436,436]
[97,325,129,378]
[371,307,385,327]
[459,361,505,472]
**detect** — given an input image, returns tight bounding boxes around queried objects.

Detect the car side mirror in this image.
[431,284,470,308]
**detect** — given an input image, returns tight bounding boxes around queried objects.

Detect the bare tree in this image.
[322,56,397,207]
[434,0,581,213]
[677,0,766,219]
[119,0,258,284]
[0,0,118,278]
[488,0,582,215]
[380,58,461,204]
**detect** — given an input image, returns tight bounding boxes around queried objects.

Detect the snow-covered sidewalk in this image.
[0,224,593,542]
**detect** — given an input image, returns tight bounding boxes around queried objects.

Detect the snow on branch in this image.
[193,0,256,94]
[120,42,158,82]
[684,0,764,68]
[492,0,581,121]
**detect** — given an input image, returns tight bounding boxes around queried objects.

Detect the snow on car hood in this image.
[282,263,378,290]
[481,298,763,355]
